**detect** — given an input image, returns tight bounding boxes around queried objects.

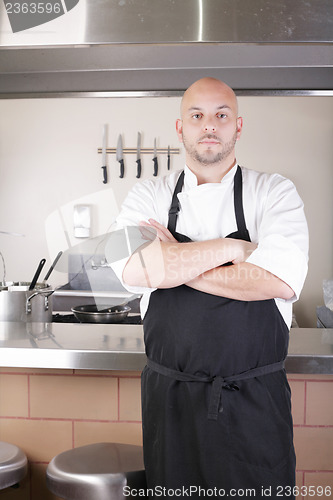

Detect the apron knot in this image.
[146,358,285,421]
[207,377,239,421]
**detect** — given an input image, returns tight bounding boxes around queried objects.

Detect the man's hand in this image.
[139,219,177,243]
[231,240,258,264]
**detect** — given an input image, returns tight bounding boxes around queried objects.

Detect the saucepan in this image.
[0,282,54,322]
[71,304,131,323]
[0,253,62,323]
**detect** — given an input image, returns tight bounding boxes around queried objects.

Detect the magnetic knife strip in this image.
[97,148,179,154]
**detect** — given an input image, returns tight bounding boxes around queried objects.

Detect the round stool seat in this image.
[0,442,28,490]
[46,443,146,500]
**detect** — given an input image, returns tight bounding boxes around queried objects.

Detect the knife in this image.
[152,138,158,176]
[101,124,108,184]
[116,134,125,178]
[136,132,142,178]
[167,145,171,170]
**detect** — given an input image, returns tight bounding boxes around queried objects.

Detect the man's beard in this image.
[182,131,237,166]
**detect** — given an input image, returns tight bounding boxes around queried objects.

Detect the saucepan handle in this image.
[26,289,55,314]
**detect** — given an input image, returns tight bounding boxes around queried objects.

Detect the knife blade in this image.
[116,134,125,178]
[152,138,158,176]
[136,132,142,178]
[101,124,108,184]
[167,145,171,170]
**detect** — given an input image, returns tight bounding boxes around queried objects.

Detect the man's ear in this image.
[176,119,183,143]
[236,117,243,141]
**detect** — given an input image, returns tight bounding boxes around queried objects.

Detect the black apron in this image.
[142,167,295,499]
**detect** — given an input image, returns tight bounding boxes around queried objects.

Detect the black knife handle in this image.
[136,159,142,178]
[101,165,108,184]
[167,154,170,170]
[153,157,158,176]
[119,159,125,178]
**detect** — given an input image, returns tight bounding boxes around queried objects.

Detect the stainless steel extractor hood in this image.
[0,0,332,96]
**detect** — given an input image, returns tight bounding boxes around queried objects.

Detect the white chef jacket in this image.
[111,163,309,328]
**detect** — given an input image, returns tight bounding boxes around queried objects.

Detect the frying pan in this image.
[71,304,131,323]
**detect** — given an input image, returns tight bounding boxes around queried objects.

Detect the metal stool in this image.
[0,441,28,490]
[46,443,146,500]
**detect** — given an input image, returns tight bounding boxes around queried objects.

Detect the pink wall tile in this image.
[294,427,333,471]
[290,380,305,425]
[306,381,333,425]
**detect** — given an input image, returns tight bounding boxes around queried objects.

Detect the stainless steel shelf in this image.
[0,324,332,374]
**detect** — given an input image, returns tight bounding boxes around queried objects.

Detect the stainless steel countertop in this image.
[0,323,332,374]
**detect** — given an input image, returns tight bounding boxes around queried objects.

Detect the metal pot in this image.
[0,282,54,322]
[71,304,131,323]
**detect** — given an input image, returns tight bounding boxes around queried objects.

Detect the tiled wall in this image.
[289,374,333,498]
[0,368,142,500]
[0,369,332,499]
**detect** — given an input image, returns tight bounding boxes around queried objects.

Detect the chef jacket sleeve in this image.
[245,175,308,302]
[109,180,158,295]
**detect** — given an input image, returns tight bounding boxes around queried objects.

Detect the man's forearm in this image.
[123,237,255,289]
[186,263,294,301]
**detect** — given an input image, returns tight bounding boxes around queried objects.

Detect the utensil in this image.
[136,132,142,178]
[101,124,108,184]
[29,259,46,291]
[43,251,63,284]
[152,138,158,176]
[167,145,171,170]
[116,134,125,178]
[71,304,131,323]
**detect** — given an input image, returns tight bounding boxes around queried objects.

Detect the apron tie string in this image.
[208,377,239,420]
[147,358,284,421]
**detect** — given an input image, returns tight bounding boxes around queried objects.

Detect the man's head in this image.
[176,78,243,177]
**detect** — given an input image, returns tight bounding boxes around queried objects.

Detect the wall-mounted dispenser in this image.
[73,204,91,238]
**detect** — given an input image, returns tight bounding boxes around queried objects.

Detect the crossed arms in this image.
[122,219,294,301]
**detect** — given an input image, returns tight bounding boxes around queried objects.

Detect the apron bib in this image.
[142,167,295,498]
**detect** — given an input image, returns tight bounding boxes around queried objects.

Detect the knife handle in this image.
[119,159,125,178]
[167,154,170,170]
[136,159,142,178]
[101,165,108,184]
[153,157,158,176]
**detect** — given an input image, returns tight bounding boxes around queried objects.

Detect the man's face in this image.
[176,80,242,167]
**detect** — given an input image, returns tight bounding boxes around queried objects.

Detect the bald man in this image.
[113,78,308,498]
